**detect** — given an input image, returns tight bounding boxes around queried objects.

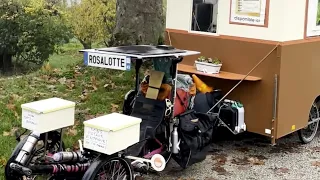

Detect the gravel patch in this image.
[142,131,320,180]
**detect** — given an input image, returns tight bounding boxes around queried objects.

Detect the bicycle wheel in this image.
[5,131,65,180]
[82,156,134,180]
[298,102,319,144]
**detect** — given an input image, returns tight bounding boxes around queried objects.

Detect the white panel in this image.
[218,0,306,41]
[306,0,320,37]
[165,0,307,41]
[218,0,283,41]
[166,0,192,31]
[281,0,305,41]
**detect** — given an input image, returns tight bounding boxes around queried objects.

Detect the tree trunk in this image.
[0,54,3,74]
[83,43,92,49]
[0,53,13,73]
[79,39,92,49]
[110,0,164,46]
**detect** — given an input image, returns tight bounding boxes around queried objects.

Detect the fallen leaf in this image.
[66,128,77,136]
[6,103,16,111]
[311,147,320,152]
[311,161,320,167]
[212,165,227,175]
[53,68,61,74]
[42,62,52,72]
[248,157,265,165]
[84,114,95,120]
[39,75,50,81]
[72,142,80,151]
[236,147,250,152]
[58,77,67,84]
[231,157,250,165]
[66,80,75,90]
[14,111,19,119]
[10,94,21,101]
[111,104,119,112]
[118,72,124,77]
[95,113,105,118]
[274,167,289,174]
[0,156,7,167]
[3,131,10,136]
[92,85,98,91]
[3,127,19,137]
[74,71,82,77]
[90,76,98,91]
[48,77,58,84]
[103,83,116,89]
[79,94,88,102]
[78,89,89,102]
[47,85,56,90]
[212,154,227,166]
[6,94,17,111]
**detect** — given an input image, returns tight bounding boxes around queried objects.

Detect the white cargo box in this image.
[83,113,142,155]
[21,97,75,134]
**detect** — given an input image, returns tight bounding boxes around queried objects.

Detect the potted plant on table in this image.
[195,56,222,74]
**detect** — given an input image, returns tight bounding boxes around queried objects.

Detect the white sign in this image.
[84,52,131,71]
[306,0,320,37]
[83,126,108,153]
[22,110,38,130]
[230,0,267,26]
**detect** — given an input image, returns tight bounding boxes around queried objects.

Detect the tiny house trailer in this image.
[165,0,320,144]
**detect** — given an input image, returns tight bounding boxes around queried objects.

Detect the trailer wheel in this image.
[298,102,319,144]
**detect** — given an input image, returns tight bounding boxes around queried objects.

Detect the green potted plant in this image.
[195,56,222,74]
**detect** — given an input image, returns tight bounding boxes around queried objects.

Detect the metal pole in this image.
[59,128,64,152]
[271,74,278,145]
[206,43,280,114]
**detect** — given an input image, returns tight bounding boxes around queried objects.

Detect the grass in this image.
[0,42,136,178]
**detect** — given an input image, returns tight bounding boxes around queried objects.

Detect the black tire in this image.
[5,131,65,180]
[298,102,319,144]
[82,156,134,180]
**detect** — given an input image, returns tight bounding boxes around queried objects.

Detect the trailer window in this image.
[306,0,320,37]
[191,0,218,34]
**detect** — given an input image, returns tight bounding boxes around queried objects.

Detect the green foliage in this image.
[0,0,71,66]
[317,1,320,25]
[66,0,116,48]
[196,56,222,64]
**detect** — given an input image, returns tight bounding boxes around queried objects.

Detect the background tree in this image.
[66,0,116,49]
[0,0,71,73]
[110,0,165,46]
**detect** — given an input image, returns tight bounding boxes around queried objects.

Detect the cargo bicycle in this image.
[6,45,230,179]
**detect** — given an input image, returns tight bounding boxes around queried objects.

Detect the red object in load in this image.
[174,88,190,116]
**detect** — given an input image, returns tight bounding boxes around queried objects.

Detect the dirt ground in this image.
[144,130,320,180]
